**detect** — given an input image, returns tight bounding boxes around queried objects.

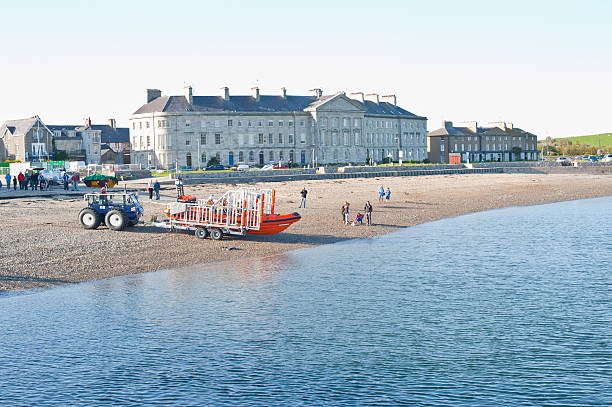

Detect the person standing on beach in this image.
[385,187,391,201]
[71,173,79,191]
[63,172,70,191]
[154,180,160,200]
[147,179,154,200]
[31,172,38,191]
[5,173,11,189]
[299,187,307,208]
[17,172,24,190]
[13,175,17,190]
[344,202,350,225]
[378,185,385,202]
[364,201,373,226]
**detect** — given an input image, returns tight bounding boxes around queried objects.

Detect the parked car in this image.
[260,164,275,171]
[587,156,598,162]
[555,157,571,166]
[179,166,193,171]
[273,164,289,169]
[236,164,251,171]
[601,154,612,163]
[205,165,225,171]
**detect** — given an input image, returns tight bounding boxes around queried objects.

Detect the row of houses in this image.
[0,86,540,167]
[0,116,130,164]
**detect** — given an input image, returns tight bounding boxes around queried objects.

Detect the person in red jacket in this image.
[17,172,25,190]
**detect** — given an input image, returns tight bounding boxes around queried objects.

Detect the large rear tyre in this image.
[210,229,223,240]
[105,209,128,231]
[195,227,209,239]
[79,208,101,229]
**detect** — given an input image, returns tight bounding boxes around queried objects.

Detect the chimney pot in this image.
[251,86,260,102]
[309,88,323,98]
[108,118,116,129]
[146,88,162,103]
[221,86,230,101]
[184,85,193,104]
[281,87,287,99]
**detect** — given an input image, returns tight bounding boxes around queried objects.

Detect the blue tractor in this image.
[79,192,144,231]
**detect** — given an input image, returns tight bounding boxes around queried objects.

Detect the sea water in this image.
[1,197,610,405]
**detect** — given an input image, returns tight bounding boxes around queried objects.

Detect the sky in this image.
[1,0,610,138]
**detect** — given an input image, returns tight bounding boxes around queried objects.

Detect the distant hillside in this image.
[556,133,612,147]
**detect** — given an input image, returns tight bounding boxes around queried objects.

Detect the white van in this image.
[236,164,250,171]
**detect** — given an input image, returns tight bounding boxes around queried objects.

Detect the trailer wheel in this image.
[79,208,101,229]
[195,227,209,239]
[210,229,223,240]
[105,209,127,231]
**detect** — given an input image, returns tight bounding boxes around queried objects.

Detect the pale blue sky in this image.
[1,0,610,137]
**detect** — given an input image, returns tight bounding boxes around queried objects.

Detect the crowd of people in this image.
[2,171,80,191]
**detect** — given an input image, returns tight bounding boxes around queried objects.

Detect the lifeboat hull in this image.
[247,212,301,235]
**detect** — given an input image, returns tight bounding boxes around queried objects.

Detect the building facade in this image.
[427,121,538,163]
[0,116,53,162]
[129,86,427,169]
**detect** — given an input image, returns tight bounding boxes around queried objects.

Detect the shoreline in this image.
[1,172,612,292]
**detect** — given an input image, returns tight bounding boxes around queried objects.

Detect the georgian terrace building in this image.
[129,86,427,169]
[427,121,538,163]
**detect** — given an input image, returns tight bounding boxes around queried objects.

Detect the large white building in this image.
[130,86,427,169]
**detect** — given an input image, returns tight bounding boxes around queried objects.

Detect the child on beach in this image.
[378,185,385,202]
[385,187,391,201]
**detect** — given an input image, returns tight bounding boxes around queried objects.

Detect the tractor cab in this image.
[79,192,144,231]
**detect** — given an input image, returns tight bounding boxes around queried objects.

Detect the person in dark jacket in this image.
[299,187,307,208]
[153,180,161,200]
[13,175,17,190]
[364,201,373,226]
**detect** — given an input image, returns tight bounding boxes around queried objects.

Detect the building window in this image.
[269,151,274,162]
[146,136,151,147]
[268,120,274,127]
[185,135,190,146]
[268,133,274,144]
[258,120,263,127]
[278,120,284,127]
[139,122,142,129]
[258,133,264,144]
[301,134,306,144]
[343,118,350,127]
[215,133,221,144]
[288,134,294,144]
[454,144,458,151]
[146,121,150,128]
[279,151,284,161]
[185,120,190,127]
[248,120,252,127]
[201,133,207,144]
[238,121,242,127]
[289,150,294,162]
[248,151,254,161]
[440,144,445,152]
[132,122,136,130]
[300,120,305,126]
[278,133,283,144]
[288,121,293,127]
[228,119,233,127]
[239,151,244,162]
[201,152,206,163]
[354,119,361,128]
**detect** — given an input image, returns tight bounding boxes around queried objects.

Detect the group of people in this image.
[146,179,161,200]
[341,200,373,226]
[378,185,391,202]
[2,171,80,191]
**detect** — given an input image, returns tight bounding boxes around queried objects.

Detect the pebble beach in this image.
[1,172,611,292]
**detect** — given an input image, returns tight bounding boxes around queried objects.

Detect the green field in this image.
[556,133,612,147]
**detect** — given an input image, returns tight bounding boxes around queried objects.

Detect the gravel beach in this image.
[1,172,611,292]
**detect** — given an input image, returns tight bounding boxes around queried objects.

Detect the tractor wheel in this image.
[79,208,101,230]
[195,227,209,239]
[210,229,223,241]
[105,209,128,231]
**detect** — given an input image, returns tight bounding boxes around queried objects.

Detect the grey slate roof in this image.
[134,92,425,119]
[0,116,39,137]
[48,124,130,143]
[429,124,537,138]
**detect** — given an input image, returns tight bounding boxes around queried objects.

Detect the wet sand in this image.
[1,173,611,291]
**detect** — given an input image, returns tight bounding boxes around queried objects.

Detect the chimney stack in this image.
[443,120,453,129]
[184,85,193,104]
[108,118,116,129]
[85,117,92,127]
[309,88,323,98]
[281,87,287,99]
[251,86,260,102]
[221,86,230,101]
[350,92,365,103]
[147,89,161,103]
[382,95,397,106]
[365,93,379,104]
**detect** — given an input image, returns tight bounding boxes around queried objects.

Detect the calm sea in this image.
[1,197,611,406]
